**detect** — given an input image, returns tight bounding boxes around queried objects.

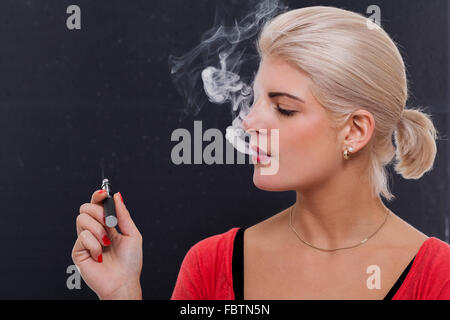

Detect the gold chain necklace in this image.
[288,205,389,252]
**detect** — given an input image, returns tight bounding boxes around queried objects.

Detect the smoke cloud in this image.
[168,0,287,155]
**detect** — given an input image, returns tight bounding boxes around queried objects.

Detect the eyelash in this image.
[275,104,297,117]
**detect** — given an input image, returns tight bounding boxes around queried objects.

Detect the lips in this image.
[250,145,271,157]
[250,145,271,164]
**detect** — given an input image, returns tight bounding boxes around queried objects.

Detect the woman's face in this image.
[242,56,343,192]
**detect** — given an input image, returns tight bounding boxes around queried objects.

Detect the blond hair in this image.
[256,6,438,202]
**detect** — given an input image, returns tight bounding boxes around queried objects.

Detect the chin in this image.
[252,169,290,192]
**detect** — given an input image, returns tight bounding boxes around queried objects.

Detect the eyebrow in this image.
[268,92,305,103]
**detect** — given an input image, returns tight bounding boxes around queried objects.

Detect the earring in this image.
[343,146,354,160]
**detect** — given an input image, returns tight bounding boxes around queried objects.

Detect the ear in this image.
[341,109,375,154]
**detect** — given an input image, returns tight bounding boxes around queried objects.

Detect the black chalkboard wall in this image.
[0,0,447,299]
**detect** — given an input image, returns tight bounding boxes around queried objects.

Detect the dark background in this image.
[0,0,447,299]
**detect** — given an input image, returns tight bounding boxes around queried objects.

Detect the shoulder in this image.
[181,227,241,273]
[417,237,450,269]
[392,212,450,272]
[188,227,240,259]
[382,213,449,280]
[171,227,240,300]
[422,236,450,252]
[406,236,450,299]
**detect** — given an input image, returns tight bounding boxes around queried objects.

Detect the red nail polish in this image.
[118,192,123,203]
[98,190,106,194]
[257,156,260,163]
[98,254,103,263]
[102,235,111,246]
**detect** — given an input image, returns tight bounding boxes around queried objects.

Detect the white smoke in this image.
[169,0,287,155]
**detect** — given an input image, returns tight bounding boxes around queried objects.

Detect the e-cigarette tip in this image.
[106,216,118,228]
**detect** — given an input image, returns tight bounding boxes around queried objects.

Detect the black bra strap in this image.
[232,227,246,300]
[383,255,416,300]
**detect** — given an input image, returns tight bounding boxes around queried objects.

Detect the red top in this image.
[171,227,450,300]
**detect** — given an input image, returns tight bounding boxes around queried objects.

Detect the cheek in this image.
[257,119,339,190]
[284,120,338,171]
[251,115,341,191]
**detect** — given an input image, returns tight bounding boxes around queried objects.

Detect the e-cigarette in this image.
[101,178,118,228]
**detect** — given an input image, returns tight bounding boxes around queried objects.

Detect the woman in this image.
[71,6,450,300]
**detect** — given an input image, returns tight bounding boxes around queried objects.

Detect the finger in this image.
[72,230,103,265]
[76,213,113,246]
[113,192,141,238]
[79,203,119,239]
[80,202,105,224]
[91,189,108,205]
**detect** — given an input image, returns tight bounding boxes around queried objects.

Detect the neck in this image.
[291,168,390,251]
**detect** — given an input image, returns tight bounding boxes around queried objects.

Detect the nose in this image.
[242,99,263,134]
[242,100,273,155]
[242,116,252,133]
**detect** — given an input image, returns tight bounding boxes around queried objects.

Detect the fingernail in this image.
[118,192,124,203]
[98,190,106,194]
[98,254,103,263]
[102,235,111,246]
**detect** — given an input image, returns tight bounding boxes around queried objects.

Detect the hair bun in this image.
[393,107,438,179]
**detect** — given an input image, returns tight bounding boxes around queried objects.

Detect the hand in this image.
[72,190,143,299]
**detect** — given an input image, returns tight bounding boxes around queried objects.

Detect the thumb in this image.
[114,192,140,237]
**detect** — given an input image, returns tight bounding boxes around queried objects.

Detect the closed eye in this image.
[276,105,297,117]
